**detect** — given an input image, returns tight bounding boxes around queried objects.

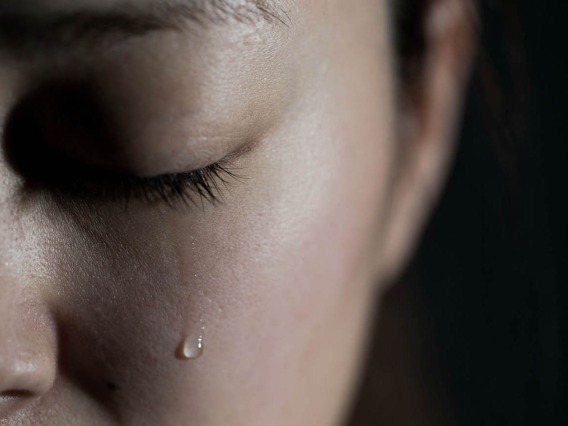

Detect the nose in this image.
[0,59,58,419]
[0,286,57,418]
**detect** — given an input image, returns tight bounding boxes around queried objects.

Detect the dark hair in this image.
[393,0,527,204]
[392,0,430,86]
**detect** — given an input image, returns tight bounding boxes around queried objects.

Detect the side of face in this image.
[0,0,474,424]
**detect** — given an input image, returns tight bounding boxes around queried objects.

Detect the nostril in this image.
[0,390,33,405]
[0,390,38,419]
[0,390,33,400]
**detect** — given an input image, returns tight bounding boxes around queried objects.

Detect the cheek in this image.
[37,27,395,422]
[42,208,195,415]
[171,92,394,418]
[40,107,392,422]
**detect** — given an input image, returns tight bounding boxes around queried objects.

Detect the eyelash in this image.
[113,161,241,207]
[52,159,242,208]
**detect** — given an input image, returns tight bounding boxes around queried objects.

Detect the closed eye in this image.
[11,149,243,209]
[58,159,243,208]
[3,81,244,209]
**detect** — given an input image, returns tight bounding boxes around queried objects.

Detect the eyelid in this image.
[5,89,256,208]
[128,139,260,207]
[50,156,245,209]
[117,159,244,208]
[8,131,246,209]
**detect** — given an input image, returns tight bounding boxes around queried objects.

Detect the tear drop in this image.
[176,321,205,360]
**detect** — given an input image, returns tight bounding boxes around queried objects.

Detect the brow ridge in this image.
[0,0,291,57]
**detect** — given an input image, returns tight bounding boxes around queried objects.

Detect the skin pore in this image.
[0,0,475,425]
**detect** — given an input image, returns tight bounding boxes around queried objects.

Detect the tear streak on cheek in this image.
[44,208,195,364]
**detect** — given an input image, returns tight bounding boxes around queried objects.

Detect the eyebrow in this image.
[0,0,291,58]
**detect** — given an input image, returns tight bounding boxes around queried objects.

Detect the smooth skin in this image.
[0,0,475,424]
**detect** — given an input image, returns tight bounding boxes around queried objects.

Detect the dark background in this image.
[349,1,567,425]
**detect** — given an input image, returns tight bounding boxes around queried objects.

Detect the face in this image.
[0,0,474,424]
